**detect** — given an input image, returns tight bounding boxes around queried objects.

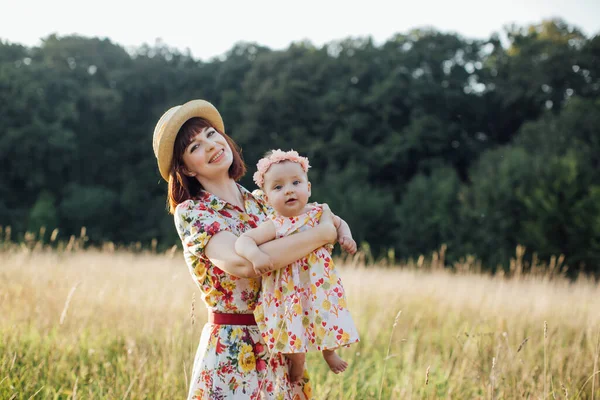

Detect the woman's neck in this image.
[200,178,244,209]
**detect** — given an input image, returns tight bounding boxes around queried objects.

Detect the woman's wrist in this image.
[316,222,337,245]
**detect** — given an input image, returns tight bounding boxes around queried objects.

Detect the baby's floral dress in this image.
[174,184,312,400]
[254,204,360,354]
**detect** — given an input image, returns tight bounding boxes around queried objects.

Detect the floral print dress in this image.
[174,185,312,400]
[254,204,360,354]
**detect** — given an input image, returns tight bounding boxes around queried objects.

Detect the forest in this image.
[1,18,599,273]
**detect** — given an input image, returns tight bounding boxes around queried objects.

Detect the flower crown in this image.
[253,149,311,188]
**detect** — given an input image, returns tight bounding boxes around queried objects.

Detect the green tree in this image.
[28,191,58,233]
[394,167,462,259]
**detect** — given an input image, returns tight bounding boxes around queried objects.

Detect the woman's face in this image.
[181,126,233,181]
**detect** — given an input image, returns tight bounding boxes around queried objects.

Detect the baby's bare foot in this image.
[323,350,348,374]
[285,353,306,383]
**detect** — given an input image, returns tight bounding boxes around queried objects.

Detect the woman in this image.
[152,99,337,399]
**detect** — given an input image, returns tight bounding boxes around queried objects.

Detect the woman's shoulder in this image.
[174,198,214,221]
[250,188,275,216]
[250,188,266,203]
[176,198,196,210]
[175,198,202,212]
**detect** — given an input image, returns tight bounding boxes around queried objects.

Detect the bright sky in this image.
[2,0,599,61]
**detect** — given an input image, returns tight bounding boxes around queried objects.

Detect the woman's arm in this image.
[235,221,277,275]
[206,205,337,278]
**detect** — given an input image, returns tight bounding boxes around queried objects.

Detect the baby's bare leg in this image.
[322,348,348,373]
[284,353,306,383]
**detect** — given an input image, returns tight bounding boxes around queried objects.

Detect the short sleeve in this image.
[310,204,334,253]
[174,200,231,258]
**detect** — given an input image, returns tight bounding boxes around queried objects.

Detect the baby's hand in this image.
[252,252,274,275]
[339,235,357,255]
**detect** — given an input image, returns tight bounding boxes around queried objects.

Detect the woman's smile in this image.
[155,99,341,398]
[209,149,225,163]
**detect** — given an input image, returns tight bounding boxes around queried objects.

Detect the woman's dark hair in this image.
[167,117,246,213]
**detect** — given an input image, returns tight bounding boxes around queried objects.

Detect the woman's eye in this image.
[207,130,214,137]
[190,144,198,153]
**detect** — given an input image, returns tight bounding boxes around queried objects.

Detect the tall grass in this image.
[1,228,599,399]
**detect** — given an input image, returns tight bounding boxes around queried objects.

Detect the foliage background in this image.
[1,18,599,272]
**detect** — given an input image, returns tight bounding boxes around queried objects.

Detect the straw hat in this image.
[152,99,225,181]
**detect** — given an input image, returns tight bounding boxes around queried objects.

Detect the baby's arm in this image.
[332,214,357,255]
[235,220,278,275]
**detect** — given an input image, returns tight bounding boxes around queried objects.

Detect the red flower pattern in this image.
[175,185,310,399]
[254,204,360,354]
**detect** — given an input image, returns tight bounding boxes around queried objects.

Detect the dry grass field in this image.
[1,232,599,399]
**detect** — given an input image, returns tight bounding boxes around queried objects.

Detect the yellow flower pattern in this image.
[254,204,360,353]
[174,185,311,399]
[237,344,256,373]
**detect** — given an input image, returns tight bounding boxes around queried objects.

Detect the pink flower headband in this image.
[253,149,311,188]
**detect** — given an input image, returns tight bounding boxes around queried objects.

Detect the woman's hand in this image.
[319,203,338,244]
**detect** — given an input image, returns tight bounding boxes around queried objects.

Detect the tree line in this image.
[1,19,599,273]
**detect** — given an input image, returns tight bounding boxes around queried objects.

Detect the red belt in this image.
[208,311,257,325]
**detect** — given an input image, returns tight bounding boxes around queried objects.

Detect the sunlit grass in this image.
[1,236,599,399]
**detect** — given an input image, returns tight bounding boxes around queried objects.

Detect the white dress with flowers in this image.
[254,204,360,354]
[174,185,312,400]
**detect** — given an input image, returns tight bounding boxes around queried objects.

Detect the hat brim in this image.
[153,99,225,181]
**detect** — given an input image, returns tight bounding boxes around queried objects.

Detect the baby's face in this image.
[263,161,311,217]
